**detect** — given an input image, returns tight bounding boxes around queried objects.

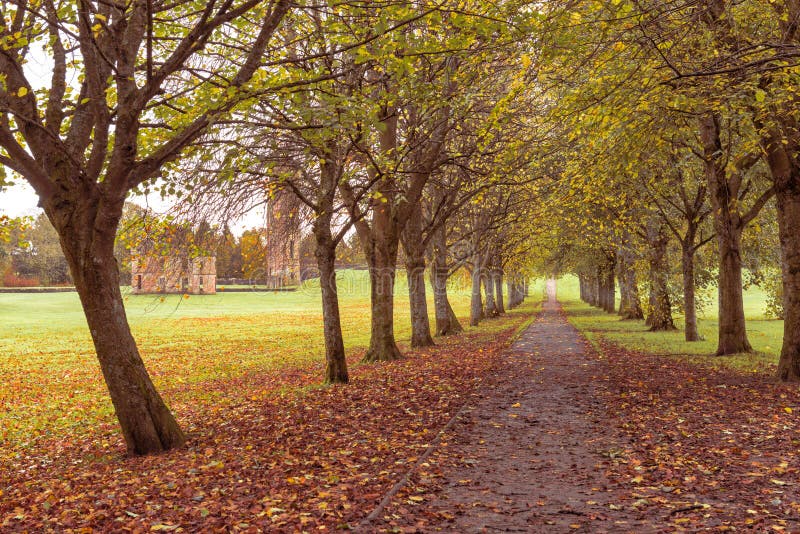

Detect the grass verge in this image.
[557,275,783,375]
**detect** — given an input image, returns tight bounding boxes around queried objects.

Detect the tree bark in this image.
[507,278,519,309]
[593,267,603,308]
[313,221,348,384]
[618,251,644,320]
[469,257,484,326]
[617,266,629,316]
[406,258,435,347]
[585,272,596,306]
[645,222,676,331]
[50,198,185,456]
[700,113,753,354]
[602,253,616,314]
[429,225,462,335]
[363,243,403,362]
[713,214,751,353]
[761,127,800,380]
[494,268,505,314]
[579,273,587,302]
[402,202,434,347]
[681,242,701,342]
[483,264,498,317]
[511,277,525,307]
[598,266,608,311]
[775,181,800,379]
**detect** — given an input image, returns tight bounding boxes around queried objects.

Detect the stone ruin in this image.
[263,192,303,288]
[131,255,216,295]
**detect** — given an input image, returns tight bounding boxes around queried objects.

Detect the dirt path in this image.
[372,282,658,533]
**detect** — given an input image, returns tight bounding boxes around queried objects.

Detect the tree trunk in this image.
[484,265,498,317]
[762,132,800,380]
[363,246,403,362]
[52,201,185,456]
[594,270,601,307]
[469,258,484,326]
[714,218,751,353]
[701,113,753,355]
[775,183,800,379]
[446,298,463,332]
[429,227,463,335]
[494,268,505,314]
[617,265,629,317]
[314,226,348,384]
[602,254,616,313]
[406,258,435,347]
[585,272,596,306]
[345,104,408,363]
[513,278,525,307]
[681,243,700,342]
[507,278,518,309]
[618,251,644,320]
[646,223,676,331]
[599,266,609,311]
[402,202,434,348]
[579,273,587,302]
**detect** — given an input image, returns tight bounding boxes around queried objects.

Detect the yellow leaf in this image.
[16,87,27,97]
[784,407,792,414]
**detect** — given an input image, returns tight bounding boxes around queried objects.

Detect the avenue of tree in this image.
[0,0,798,456]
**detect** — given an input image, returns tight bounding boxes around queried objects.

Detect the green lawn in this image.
[0,270,540,445]
[556,275,784,373]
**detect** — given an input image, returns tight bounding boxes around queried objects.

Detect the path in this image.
[373,280,657,532]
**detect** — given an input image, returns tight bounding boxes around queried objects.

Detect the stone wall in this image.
[131,255,216,294]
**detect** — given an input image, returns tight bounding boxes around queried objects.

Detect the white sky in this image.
[0,182,40,218]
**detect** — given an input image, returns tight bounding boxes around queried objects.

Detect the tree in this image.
[628,0,792,362]
[0,0,291,454]
[0,214,30,285]
[14,213,71,286]
[215,226,244,279]
[337,3,533,361]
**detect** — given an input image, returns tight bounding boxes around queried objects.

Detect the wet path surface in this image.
[381,282,656,532]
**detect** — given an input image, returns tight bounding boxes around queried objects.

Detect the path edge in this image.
[356,308,542,531]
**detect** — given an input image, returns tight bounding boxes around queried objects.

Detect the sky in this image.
[0,182,40,218]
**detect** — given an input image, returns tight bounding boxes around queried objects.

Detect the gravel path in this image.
[375,281,659,533]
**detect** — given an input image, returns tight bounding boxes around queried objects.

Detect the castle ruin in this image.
[131,255,217,294]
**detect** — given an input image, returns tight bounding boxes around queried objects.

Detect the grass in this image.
[556,275,784,374]
[0,270,541,446]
